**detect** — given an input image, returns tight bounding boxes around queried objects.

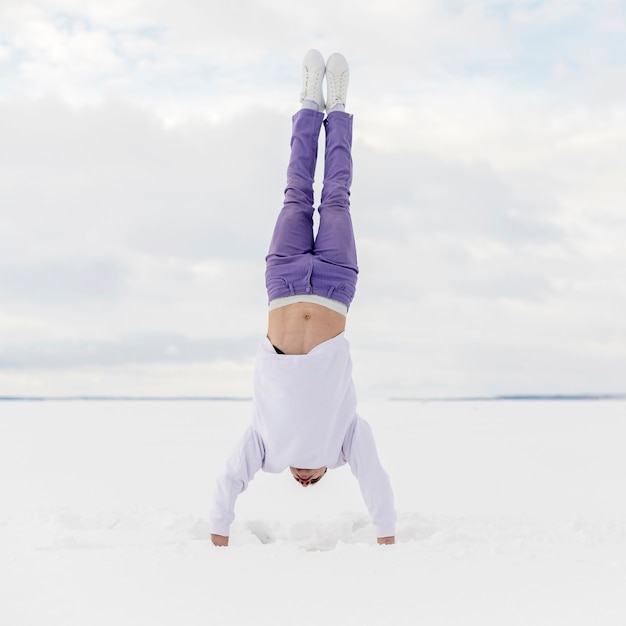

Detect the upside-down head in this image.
[289,466,328,487]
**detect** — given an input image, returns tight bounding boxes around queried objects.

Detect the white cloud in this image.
[1,1,625,396]
[0,360,257,397]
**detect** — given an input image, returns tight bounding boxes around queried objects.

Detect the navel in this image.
[304,313,311,320]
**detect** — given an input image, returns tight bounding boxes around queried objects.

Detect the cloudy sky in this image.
[1,0,625,398]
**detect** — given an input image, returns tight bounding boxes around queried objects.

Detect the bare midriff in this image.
[267,302,347,355]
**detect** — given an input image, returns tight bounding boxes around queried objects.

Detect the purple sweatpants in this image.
[265,109,358,310]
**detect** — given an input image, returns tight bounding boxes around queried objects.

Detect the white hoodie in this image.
[209,333,396,538]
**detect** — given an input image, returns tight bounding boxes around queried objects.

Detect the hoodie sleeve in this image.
[209,426,265,537]
[342,416,397,538]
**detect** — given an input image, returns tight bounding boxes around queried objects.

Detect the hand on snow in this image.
[211,534,229,547]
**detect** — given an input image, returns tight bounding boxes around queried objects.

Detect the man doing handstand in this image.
[210,49,396,546]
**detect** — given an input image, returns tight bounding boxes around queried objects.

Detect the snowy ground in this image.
[1,399,625,625]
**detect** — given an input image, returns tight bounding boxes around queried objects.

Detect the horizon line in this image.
[391,393,626,402]
[1,393,626,402]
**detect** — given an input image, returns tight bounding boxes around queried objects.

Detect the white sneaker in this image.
[325,52,349,111]
[299,49,325,111]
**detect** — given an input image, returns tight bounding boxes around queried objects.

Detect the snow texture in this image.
[1,399,625,625]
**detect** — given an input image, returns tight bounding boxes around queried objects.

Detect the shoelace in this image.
[301,66,323,100]
[327,73,346,106]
